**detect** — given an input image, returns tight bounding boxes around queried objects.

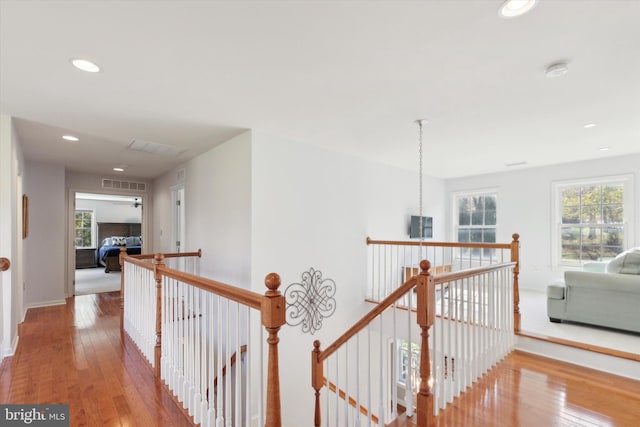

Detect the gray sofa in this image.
[547,248,640,333]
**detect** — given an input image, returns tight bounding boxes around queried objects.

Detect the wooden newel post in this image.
[416,260,435,427]
[311,340,323,427]
[153,253,165,379]
[119,246,127,311]
[262,273,286,427]
[511,233,521,333]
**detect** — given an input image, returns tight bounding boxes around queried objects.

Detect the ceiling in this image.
[1,1,639,180]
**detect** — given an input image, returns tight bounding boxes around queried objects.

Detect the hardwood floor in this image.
[2,292,639,426]
[395,350,640,427]
[0,292,192,427]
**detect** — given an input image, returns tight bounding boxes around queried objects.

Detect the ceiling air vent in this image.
[127,139,185,157]
[102,179,147,192]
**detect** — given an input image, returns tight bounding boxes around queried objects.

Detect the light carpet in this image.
[75,267,121,295]
[519,289,640,355]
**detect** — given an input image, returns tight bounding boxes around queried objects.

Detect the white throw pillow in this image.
[606,248,640,274]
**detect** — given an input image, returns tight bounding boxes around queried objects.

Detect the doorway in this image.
[73,192,143,295]
[169,186,185,270]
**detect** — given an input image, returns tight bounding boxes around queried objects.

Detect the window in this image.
[454,191,497,257]
[398,340,420,387]
[396,340,420,405]
[554,175,633,266]
[75,210,95,248]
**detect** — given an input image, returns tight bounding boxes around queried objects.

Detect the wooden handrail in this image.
[122,252,155,270]
[366,236,512,249]
[317,275,418,364]
[131,249,202,260]
[324,378,379,424]
[157,267,264,310]
[121,250,262,309]
[213,345,248,388]
[433,262,517,284]
[0,257,10,272]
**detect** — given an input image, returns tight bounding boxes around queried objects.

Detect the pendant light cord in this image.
[417,120,426,254]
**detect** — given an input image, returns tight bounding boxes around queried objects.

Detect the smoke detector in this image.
[545,62,569,78]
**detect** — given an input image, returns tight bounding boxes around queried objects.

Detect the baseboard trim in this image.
[25,299,66,310]
[517,330,640,363]
[515,334,640,381]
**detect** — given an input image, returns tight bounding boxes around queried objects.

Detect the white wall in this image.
[24,160,66,307]
[75,198,142,226]
[0,115,25,357]
[250,131,444,425]
[153,131,253,286]
[445,154,640,292]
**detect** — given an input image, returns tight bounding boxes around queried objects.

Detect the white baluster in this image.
[378,316,384,426]
[235,303,241,426]
[225,299,232,427]
[344,343,348,427]
[208,292,216,426]
[193,288,202,424]
[405,291,413,417]
[367,326,372,426]
[216,295,224,427]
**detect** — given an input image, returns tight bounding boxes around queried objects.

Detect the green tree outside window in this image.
[560,184,624,265]
[455,192,497,258]
[75,210,94,248]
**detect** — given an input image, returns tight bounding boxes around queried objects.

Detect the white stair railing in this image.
[121,250,202,368]
[431,264,516,414]
[121,251,285,427]
[312,268,427,427]
[366,234,521,333]
[122,259,156,365]
[161,275,253,426]
[312,262,516,426]
[366,236,518,300]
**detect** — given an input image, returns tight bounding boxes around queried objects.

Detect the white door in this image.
[171,186,185,253]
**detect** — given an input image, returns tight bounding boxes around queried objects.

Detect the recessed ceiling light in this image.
[545,62,569,78]
[113,167,125,172]
[584,123,597,128]
[499,0,538,18]
[62,135,79,142]
[70,58,101,73]
[599,147,610,152]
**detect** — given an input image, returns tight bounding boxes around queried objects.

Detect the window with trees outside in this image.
[75,210,94,248]
[454,191,497,258]
[555,176,632,266]
[397,340,420,404]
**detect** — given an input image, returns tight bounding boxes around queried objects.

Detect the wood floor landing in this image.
[0,292,192,427]
[1,292,639,426]
[392,351,640,427]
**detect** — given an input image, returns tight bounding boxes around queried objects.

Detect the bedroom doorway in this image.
[73,192,143,295]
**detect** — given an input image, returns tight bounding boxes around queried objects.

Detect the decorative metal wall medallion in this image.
[285,268,336,334]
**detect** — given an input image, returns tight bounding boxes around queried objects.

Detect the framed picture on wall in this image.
[22,194,28,239]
